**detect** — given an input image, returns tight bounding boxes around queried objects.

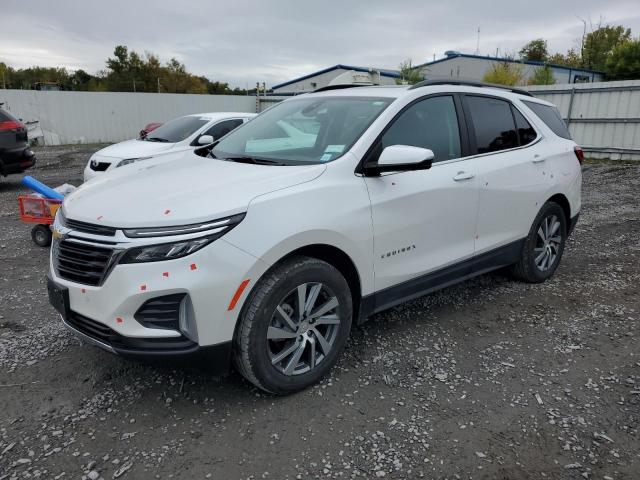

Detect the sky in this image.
[1,0,639,88]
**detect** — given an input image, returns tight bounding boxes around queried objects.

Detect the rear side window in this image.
[0,109,18,121]
[380,95,461,162]
[512,107,537,146]
[522,101,571,139]
[145,116,209,143]
[465,96,518,154]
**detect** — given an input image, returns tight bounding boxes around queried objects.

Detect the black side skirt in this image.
[358,239,524,323]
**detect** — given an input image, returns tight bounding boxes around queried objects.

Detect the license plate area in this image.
[47,276,70,320]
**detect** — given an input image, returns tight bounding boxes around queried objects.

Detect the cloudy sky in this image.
[1,0,639,88]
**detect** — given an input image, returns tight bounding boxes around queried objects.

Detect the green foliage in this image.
[483,62,524,86]
[583,25,631,71]
[605,39,640,80]
[0,45,247,95]
[395,59,423,85]
[528,65,555,85]
[519,39,549,62]
[548,49,583,68]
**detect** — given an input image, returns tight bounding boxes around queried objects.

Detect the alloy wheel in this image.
[267,282,341,376]
[534,214,562,271]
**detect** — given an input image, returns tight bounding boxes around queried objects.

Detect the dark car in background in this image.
[0,106,36,177]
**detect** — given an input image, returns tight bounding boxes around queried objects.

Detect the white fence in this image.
[526,80,640,160]
[0,90,256,146]
[2,83,640,159]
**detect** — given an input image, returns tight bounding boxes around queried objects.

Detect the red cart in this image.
[17,195,62,247]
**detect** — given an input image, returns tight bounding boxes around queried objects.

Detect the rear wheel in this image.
[234,256,352,394]
[511,202,567,283]
[31,224,52,247]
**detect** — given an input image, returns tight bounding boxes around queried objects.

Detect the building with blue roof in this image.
[415,52,604,84]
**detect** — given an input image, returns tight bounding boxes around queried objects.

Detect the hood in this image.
[93,139,179,160]
[64,152,326,228]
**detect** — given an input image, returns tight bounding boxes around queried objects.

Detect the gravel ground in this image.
[0,146,638,480]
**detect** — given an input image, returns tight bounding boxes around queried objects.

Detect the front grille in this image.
[135,294,186,330]
[55,240,114,286]
[90,161,110,172]
[67,311,197,352]
[65,218,117,237]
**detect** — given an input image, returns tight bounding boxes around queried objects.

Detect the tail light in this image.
[574,146,584,165]
[0,120,25,132]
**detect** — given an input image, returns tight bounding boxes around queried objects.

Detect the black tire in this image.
[511,202,567,283]
[234,256,353,395]
[31,224,52,247]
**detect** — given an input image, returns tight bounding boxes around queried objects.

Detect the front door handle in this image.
[532,155,545,163]
[453,171,475,181]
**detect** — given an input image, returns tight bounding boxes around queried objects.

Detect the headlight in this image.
[116,156,151,168]
[120,236,215,263]
[119,213,245,263]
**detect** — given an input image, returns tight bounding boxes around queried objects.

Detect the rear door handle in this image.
[532,155,545,163]
[453,171,475,181]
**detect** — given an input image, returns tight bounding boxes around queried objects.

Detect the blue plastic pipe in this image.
[21,176,65,200]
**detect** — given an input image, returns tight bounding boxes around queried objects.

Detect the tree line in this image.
[0,45,250,95]
[486,22,639,85]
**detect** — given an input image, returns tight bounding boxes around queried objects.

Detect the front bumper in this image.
[59,306,232,371]
[48,231,269,363]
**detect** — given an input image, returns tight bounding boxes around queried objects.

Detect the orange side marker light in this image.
[228,279,251,311]
[190,263,197,271]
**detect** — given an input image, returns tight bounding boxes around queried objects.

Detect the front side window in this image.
[379,95,462,162]
[145,116,209,143]
[213,97,393,165]
[466,96,518,154]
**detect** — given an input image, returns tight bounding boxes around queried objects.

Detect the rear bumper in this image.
[0,148,36,175]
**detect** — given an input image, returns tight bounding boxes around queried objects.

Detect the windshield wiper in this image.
[223,156,285,166]
[146,137,171,142]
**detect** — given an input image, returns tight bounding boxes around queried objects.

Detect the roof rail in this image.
[312,83,372,93]
[409,79,533,97]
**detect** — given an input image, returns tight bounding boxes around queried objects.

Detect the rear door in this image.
[462,95,548,255]
[364,94,479,301]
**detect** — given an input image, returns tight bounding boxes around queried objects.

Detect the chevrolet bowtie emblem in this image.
[52,229,63,240]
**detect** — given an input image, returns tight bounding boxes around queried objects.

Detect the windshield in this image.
[145,116,208,143]
[212,96,393,165]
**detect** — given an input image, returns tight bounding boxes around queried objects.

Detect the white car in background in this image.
[83,112,255,182]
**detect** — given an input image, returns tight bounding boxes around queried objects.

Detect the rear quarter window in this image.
[522,101,572,140]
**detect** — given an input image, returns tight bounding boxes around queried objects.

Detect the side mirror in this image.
[363,145,434,176]
[197,134,215,145]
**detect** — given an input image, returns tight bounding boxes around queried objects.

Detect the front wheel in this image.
[233,256,352,395]
[511,201,567,283]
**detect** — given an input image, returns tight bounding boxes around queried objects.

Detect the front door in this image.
[363,95,479,307]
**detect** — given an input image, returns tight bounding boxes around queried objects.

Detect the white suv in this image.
[48,81,582,394]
